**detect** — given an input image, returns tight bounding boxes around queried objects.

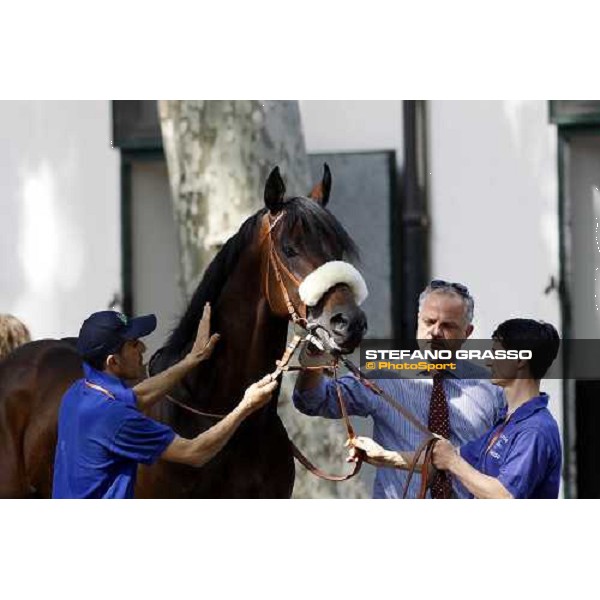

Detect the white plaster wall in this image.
[0,101,120,339]
[299,100,403,165]
[427,100,562,423]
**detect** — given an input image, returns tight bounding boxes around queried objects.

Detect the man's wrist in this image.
[446,446,462,473]
[389,450,408,468]
[377,449,400,468]
[231,401,252,421]
[181,352,201,370]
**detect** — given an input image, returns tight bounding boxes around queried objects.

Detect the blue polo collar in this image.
[498,393,549,423]
[83,362,130,399]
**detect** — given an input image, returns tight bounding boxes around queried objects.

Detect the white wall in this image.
[427,100,562,420]
[0,101,120,339]
[300,100,403,165]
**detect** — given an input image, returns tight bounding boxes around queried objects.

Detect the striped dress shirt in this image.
[292,362,505,498]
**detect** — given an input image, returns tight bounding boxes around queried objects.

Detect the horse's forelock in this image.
[281,196,359,263]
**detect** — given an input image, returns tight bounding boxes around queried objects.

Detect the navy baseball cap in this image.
[76,311,157,360]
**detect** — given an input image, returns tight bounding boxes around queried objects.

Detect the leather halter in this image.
[257,211,362,481]
[259,211,307,325]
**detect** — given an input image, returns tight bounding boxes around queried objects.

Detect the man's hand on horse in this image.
[239,374,279,414]
[345,436,386,466]
[187,303,220,366]
[431,438,459,471]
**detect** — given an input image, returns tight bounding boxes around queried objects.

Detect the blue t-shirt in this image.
[52,363,175,499]
[460,393,562,499]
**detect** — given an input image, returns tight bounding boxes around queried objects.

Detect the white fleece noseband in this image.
[298,261,368,307]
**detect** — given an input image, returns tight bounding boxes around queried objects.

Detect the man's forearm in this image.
[375,450,420,469]
[447,455,513,499]
[186,404,250,467]
[295,369,325,392]
[133,357,196,411]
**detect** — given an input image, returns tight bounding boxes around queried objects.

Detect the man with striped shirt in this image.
[293,280,505,499]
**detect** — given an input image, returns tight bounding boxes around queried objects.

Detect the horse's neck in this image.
[196,248,289,414]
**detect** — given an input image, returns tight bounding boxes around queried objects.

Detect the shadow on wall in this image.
[0,101,120,339]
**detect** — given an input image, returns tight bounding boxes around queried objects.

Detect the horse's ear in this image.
[308,163,332,207]
[264,166,286,213]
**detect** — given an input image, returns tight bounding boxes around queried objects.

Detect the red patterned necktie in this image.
[428,373,453,499]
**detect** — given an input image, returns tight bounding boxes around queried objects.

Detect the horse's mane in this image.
[162,209,264,356]
[151,197,359,369]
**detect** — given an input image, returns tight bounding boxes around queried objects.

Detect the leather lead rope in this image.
[164,393,228,420]
[339,357,431,436]
[337,356,441,498]
[275,335,364,482]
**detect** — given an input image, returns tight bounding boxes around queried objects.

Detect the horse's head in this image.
[260,164,368,353]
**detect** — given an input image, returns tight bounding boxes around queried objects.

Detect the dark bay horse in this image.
[0,165,367,498]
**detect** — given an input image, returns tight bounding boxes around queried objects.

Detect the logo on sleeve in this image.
[489,434,510,461]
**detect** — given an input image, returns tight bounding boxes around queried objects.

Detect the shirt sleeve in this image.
[292,374,378,418]
[460,435,485,468]
[109,407,176,465]
[496,429,550,499]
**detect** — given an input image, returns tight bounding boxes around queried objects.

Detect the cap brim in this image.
[122,314,157,340]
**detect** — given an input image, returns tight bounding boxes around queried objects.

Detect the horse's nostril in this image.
[330,313,349,331]
[349,315,367,336]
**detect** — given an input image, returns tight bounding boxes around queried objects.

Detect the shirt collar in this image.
[498,393,549,423]
[83,362,130,399]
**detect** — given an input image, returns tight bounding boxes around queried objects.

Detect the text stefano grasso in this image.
[364,349,533,361]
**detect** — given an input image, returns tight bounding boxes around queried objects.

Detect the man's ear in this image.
[516,358,531,375]
[105,353,120,374]
[465,324,474,338]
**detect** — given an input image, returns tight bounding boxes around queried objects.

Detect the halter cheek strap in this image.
[260,213,306,323]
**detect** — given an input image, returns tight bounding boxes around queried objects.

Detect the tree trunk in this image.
[158,100,310,296]
[158,100,368,499]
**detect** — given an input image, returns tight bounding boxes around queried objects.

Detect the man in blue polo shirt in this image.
[348,318,562,499]
[431,318,562,498]
[53,303,278,499]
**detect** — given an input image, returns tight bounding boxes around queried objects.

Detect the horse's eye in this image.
[282,244,298,258]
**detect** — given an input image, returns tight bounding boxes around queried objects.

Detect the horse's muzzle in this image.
[308,304,367,354]
[328,304,368,353]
